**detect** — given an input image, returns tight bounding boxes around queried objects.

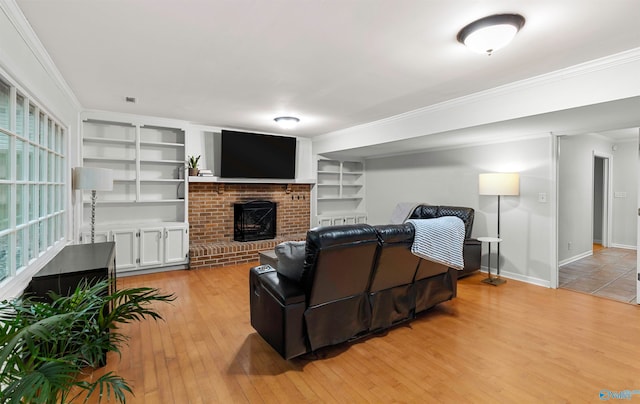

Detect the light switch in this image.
[538,192,547,203]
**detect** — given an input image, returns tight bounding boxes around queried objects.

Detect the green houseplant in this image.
[187,155,201,176]
[0,280,174,403]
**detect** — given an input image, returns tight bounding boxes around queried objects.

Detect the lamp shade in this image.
[479,173,519,196]
[73,167,113,191]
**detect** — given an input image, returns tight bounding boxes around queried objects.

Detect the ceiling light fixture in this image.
[457,13,525,55]
[274,116,300,129]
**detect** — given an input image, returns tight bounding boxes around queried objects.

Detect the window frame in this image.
[0,74,68,299]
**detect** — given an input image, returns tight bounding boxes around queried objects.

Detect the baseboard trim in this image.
[559,251,593,267]
[117,264,188,278]
[609,243,637,250]
[479,267,551,288]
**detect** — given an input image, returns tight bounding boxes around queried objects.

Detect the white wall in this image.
[365,136,554,286]
[558,134,637,264]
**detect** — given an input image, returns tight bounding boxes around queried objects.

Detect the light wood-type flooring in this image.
[559,245,637,304]
[78,263,640,403]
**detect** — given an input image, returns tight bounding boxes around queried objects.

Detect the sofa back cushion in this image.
[302,224,378,306]
[370,223,420,292]
[409,205,475,239]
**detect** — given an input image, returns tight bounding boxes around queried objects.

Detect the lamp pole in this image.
[497,194,501,277]
[91,190,97,243]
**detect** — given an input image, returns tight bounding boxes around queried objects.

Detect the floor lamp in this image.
[478,172,520,285]
[73,167,113,243]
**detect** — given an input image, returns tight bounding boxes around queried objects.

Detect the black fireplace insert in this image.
[234,200,277,242]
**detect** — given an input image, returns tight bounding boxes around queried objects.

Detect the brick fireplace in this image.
[188,182,311,269]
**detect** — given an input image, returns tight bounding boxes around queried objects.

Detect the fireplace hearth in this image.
[234,200,277,242]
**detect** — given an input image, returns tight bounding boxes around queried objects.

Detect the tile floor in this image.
[559,246,637,304]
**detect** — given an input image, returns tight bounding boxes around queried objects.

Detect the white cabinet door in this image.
[111,229,138,271]
[139,227,164,267]
[356,215,367,224]
[331,216,345,226]
[164,225,188,265]
[318,217,332,227]
[80,231,110,244]
[344,216,357,225]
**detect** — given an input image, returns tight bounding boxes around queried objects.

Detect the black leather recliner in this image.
[250,222,458,360]
[408,205,481,277]
[368,223,421,331]
[301,224,379,351]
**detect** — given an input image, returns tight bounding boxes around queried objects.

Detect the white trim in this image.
[610,243,637,250]
[0,0,81,111]
[117,264,187,277]
[549,133,559,289]
[558,250,593,267]
[593,152,613,249]
[81,110,189,131]
[478,268,551,288]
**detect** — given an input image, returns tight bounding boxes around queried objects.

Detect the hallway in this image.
[559,246,637,304]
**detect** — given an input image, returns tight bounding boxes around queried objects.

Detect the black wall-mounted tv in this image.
[219,130,296,179]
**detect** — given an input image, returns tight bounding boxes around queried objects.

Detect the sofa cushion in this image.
[274,241,306,282]
[409,205,475,239]
[374,223,415,244]
[410,205,438,219]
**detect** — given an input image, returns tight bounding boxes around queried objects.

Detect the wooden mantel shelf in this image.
[188,176,316,185]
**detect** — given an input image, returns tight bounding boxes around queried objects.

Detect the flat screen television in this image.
[219,130,296,179]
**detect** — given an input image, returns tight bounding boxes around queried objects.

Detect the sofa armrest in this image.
[249,265,308,359]
[251,265,305,305]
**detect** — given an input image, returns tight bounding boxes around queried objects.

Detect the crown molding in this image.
[0,0,82,110]
[316,47,640,142]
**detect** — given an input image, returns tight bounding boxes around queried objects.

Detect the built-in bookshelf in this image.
[80,116,189,272]
[316,158,366,226]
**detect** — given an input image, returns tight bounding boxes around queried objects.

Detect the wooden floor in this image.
[79,264,640,403]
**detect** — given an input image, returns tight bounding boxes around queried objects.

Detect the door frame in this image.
[593,152,613,249]
[636,130,640,304]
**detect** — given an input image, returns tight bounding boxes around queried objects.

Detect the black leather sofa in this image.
[249,219,463,360]
[408,204,481,278]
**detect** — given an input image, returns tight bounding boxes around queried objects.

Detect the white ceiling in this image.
[15,0,640,143]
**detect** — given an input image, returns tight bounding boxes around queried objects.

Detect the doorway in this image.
[557,133,638,304]
[592,155,609,249]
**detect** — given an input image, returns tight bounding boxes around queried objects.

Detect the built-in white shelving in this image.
[80,116,189,272]
[316,158,366,226]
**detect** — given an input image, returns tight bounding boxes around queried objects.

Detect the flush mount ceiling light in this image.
[274,116,300,129]
[457,13,525,55]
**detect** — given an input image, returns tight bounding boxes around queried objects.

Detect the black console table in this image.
[26,242,116,301]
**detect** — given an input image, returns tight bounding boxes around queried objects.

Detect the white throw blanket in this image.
[406,217,465,270]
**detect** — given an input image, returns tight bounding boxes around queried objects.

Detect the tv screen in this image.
[219,130,296,179]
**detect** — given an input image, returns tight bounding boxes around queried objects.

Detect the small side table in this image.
[477,237,505,286]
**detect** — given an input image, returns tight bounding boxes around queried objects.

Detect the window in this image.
[0,77,66,283]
